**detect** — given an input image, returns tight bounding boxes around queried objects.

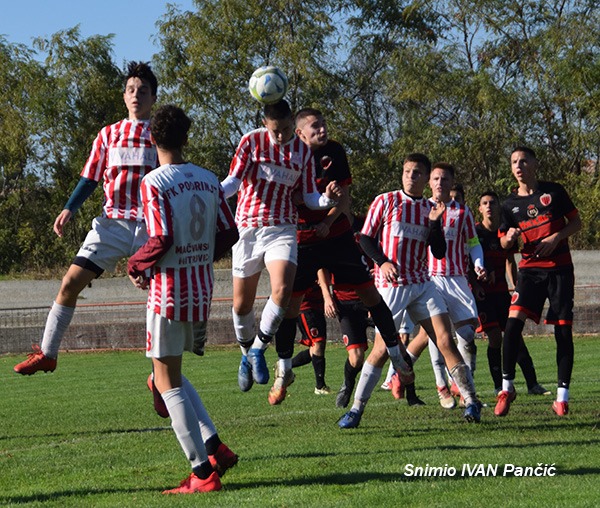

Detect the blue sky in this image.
[0,1,196,64]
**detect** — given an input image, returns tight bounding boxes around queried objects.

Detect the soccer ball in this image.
[248,66,289,104]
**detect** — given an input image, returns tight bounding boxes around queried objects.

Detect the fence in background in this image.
[1,286,598,356]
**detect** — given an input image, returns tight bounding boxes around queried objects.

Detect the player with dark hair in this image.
[15,61,159,375]
[128,104,239,494]
[338,153,482,428]
[221,100,341,405]
[471,190,550,396]
[279,108,420,407]
[494,147,581,417]
[389,162,486,410]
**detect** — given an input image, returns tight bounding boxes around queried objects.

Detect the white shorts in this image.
[145,308,208,358]
[430,275,478,323]
[377,281,447,333]
[76,217,148,272]
[232,224,297,278]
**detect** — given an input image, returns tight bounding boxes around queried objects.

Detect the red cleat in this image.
[162,471,221,494]
[450,380,461,398]
[494,389,517,416]
[552,400,569,416]
[208,443,239,477]
[147,374,170,418]
[14,346,57,375]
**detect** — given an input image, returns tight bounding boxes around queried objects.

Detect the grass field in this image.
[1,336,599,507]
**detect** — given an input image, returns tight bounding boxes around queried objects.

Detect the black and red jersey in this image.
[296,140,352,244]
[476,223,516,293]
[499,181,578,270]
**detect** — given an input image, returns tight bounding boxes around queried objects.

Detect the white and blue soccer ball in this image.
[248,66,289,104]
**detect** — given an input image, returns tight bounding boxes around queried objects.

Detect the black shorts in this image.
[297,308,326,347]
[337,300,369,351]
[476,291,510,333]
[510,267,575,325]
[293,231,373,293]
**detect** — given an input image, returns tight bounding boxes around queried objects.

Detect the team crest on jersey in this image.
[310,327,319,338]
[527,204,538,218]
[343,334,350,347]
[540,193,552,207]
[511,291,519,305]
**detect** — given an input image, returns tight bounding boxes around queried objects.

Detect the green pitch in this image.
[1,336,599,507]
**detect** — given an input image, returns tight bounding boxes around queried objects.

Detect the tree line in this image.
[1,0,598,275]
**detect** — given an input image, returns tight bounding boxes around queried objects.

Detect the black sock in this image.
[193,460,214,479]
[292,349,312,368]
[502,318,525,380]
[516,338,538,389]
[204,434,222,456]
[555,325,574,388]
[274,318,296,359]
[344,359,362,390]
[312,354,326,389]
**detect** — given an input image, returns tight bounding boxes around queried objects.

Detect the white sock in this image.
[232,308,255,354]
[277,357,292,374]
[383,362,395,384]
[428,339,448,388]
[162,387,208,469]
[456,324,476,373]
[181,376,217,441]
[502,378,515,392]
[449,362,477,406]
[556,387,569,402]
[40,302,75,358]
[258,297,286,337]
[351,362,382,412]
[387,345,409,372]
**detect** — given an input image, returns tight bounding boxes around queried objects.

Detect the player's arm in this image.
[128,236,174,289]
[506,252,518,290]
[467,237,487,280]
[314,183,350,238]
[534,212,582,258]
[214,186,239,261]
[427,201,446,259]
[302,180,343,209]
[54,177,100,237]
[317,268,338,319]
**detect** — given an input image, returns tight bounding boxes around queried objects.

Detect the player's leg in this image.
[14,262,99,375]
[548,268,575,415]
[269,298,300,405]
[354,284,412,376]
[338,333,388,428]
[336,300,368,408]
[485,327,503,394]
[310,340,330,394]
[423,313,480,422]
[232,272,261,391]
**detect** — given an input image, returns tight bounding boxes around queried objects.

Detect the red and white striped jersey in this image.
[361,190,433,288]
[141,163,236,322]
[228,128,317,227]
[428,200,477,276]
[81,119,157,221]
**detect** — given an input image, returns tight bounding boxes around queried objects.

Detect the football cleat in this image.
[268,365,295,405]
[463,402,482,423]
[247,348,269,384]
[437,386,456,409]
[380,380,392,391]
[552,400,569,416]
[390,372,405,400]
[336,382,354,408]
[238,355,254,392]
[338,409,362,429]
[14,346,57,375]
[147,374,170,418]
[494,389,517,416]
[528,384,552,396]
[208,443,238,477]
[162,471,221,494]
[314,386,332,395]
[407,393,426,406]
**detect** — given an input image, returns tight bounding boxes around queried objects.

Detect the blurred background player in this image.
[338,153,481,428]
[392,163,486,410]
[471,190,550,396]
[495,147,581,417]
[14,62,159,375]
[221,100,341,405]
[128,105,239,494]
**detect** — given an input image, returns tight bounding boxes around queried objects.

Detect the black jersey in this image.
[499,181,577,270]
